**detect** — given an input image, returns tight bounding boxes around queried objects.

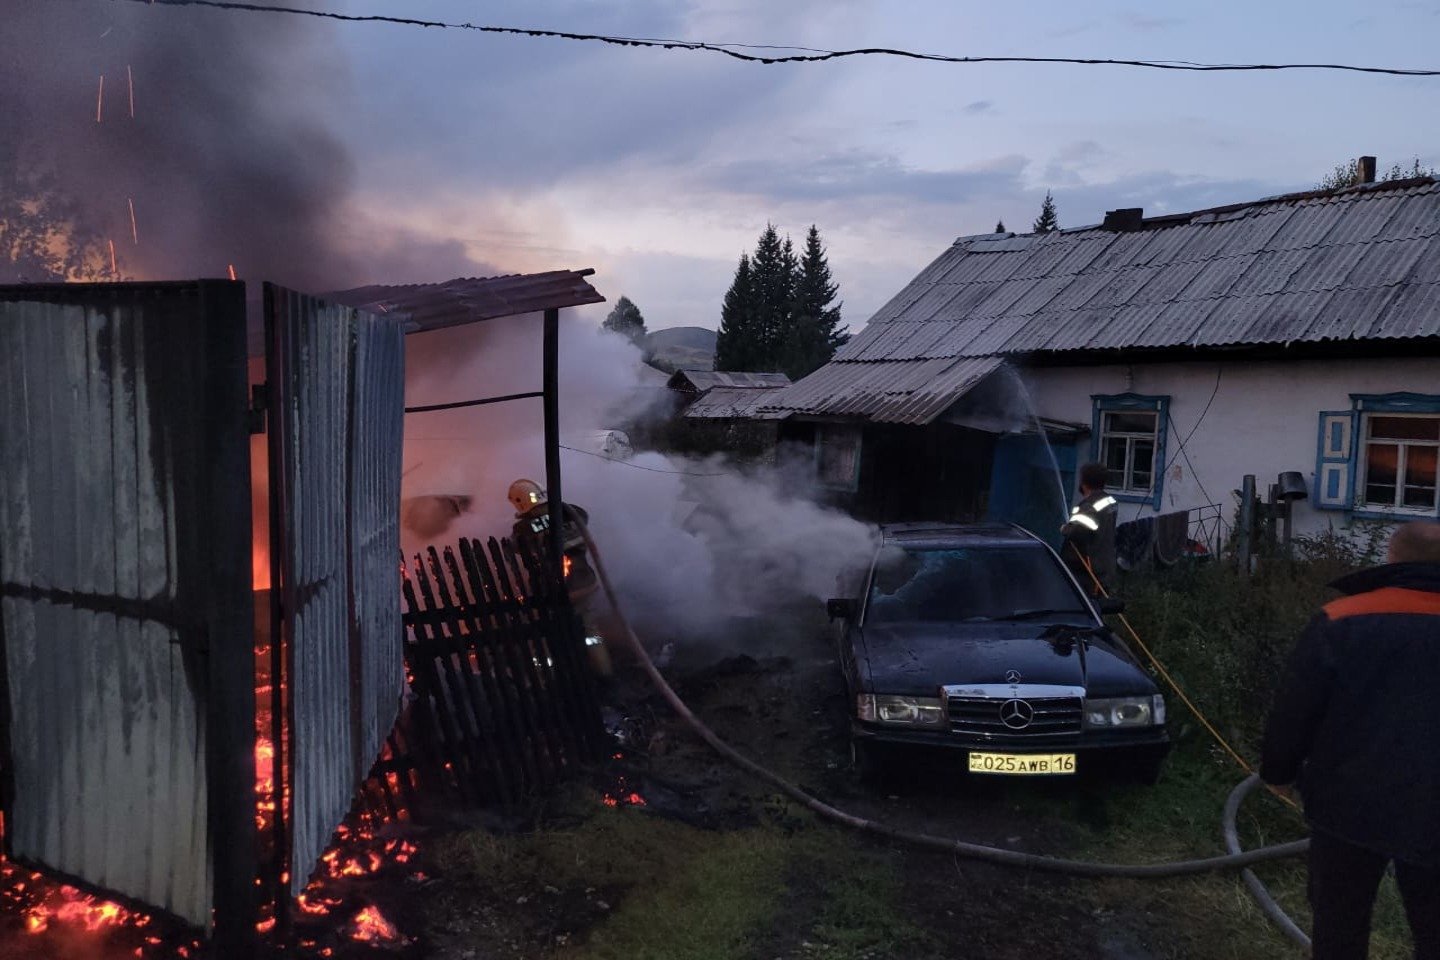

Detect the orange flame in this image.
[351,905,400,943]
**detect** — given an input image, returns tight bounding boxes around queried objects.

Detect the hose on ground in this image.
[568,510,1310,880]
[1224,775,1312,949]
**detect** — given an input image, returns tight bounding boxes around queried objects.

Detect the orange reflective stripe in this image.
[1323,587,1440,621]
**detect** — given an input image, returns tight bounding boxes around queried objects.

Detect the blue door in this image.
[986,434,1077,548]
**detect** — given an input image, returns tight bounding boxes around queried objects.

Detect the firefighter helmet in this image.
[507,479,546,514]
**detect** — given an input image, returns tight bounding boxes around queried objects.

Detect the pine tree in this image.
[783,225,846,379]
[1032,191,1059,234]
[601,295,647,345]
[715,253,756,371]
[995,220,1007,233]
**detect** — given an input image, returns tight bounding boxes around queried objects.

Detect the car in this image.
[828,522,1170,783]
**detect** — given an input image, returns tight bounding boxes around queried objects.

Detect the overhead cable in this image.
[121,0,1440,77]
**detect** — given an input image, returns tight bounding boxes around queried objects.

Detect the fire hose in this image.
[567,511,1312,898]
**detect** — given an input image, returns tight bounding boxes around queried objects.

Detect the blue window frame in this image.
[1317,393,1440,519]
[1091,394,1169,509]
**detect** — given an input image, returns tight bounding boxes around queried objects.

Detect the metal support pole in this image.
[1238,475,1255,575]
[1282,499,1294,559]
[542,308,564,573]
[1265,483,1279,555]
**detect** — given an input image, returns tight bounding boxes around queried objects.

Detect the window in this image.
[816,424,862,490]
[1361,414,1439,513]
[1316,394,1440,518]
[1092,395,1169,507]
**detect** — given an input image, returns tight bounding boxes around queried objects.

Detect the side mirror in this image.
[826,598,858,622]
[1097,597,1126,616]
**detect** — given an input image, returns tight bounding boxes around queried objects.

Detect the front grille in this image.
[947,696,1083,741]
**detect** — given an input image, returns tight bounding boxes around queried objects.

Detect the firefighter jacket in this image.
[511,503,598,601]
[1260,562,1440,866]
[1060,490,1118,592]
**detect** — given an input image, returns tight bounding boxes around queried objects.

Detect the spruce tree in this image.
[715,253,756,371]
[783,225,845,380]
[995,220,1007,233]
[1032,191,1059,233]
[748,224,793,371]
[601,295,647,345]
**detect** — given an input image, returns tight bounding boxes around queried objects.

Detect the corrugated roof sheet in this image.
[329,270,605,332]
[683,385,789,420]
[764,178,1440,422]
[668,370,791,391]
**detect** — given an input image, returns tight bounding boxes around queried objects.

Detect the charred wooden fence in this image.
[401,537,605,807]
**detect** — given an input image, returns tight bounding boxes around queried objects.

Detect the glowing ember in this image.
[127,64,135,118]
[128,197,138,244]
[228,263,237,281]
[563,554,572,578]
[350,904,400,943]
[96,74,104,122]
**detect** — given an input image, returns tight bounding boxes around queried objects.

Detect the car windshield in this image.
[865,544,1090,624]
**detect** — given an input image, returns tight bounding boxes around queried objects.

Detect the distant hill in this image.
[644,326,716,374]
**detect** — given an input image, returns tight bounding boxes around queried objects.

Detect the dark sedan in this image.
[829,523,1169,781]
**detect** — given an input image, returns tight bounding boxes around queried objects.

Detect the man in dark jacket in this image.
[1060,461,1119,595]
[1261,520,1440,960]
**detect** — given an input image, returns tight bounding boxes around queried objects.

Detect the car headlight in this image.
[857,694,944,727]
[1083,694,1165,729]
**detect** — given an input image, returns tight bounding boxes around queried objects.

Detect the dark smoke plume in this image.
[1,1,486,288]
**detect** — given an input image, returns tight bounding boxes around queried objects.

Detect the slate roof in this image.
[667,370,792,393]
[682,385,789,420]
[762,177,1440,424]
[329,270,605,332]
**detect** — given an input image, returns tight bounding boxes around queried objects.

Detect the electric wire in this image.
[559,444,727,477]
[569,507,1309,878]
[121,0,1440,77]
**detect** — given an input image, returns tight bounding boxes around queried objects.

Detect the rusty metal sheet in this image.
[0,282,254,937]
[266,285,404,898]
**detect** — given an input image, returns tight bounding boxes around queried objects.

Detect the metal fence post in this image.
[1237,475,1256,575]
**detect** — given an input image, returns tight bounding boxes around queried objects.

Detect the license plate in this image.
[968,752,1076,776]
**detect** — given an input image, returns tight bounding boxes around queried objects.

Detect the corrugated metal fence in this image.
[0,282,255,940]
[265,284,405,898]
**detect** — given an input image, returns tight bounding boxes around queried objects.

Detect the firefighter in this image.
[1060,462,1119,595]
[507,479,611,675]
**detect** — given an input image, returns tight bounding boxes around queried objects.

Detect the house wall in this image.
[1022,354,1440,541]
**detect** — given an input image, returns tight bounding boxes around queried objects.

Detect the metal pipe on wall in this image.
[542,308,564,571]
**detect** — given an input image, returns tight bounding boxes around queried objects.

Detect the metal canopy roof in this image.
[328,269,605,333]
[763,177,1440,425]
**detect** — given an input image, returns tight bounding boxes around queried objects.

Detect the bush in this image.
[1116,532,1374,754]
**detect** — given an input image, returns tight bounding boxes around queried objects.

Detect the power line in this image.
[122,0,1440,77]
[558,444,726,477]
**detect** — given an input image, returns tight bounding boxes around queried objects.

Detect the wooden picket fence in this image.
[399,537,605,807]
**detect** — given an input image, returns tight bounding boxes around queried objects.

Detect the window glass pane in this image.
[1129,439,1155,491]
[1104,411,1158,434]
[1102,436,1127,488]
[817,426,860,487]
[1403,446,1437,509]
[1364,443,1398,505]
[1370,415,1440,442]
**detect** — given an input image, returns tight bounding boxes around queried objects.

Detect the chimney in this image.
[1357,156,1377,185]
[1102,208,1145,232]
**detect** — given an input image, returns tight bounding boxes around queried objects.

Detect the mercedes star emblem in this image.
[999,698,1035,730]
[1004,669,1023,684]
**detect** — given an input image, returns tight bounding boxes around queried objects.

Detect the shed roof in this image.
[667,369,792,392]
[762,177,1440,424]
[329,269,605,332]
[682,385,789,420]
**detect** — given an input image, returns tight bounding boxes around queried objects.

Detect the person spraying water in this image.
[1060,462,1119,596]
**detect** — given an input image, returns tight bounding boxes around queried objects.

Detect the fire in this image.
[350,904,400,943]
[563,554,572,578]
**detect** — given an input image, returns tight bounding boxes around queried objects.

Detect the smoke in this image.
[0,0,490,288]
[401,317,879,650]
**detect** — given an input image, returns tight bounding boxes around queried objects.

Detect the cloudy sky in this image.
[16,0,1440,335]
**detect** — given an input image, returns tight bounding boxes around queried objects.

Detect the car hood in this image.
[856,622,1157,699]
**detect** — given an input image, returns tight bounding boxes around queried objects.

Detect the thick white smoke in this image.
[400,315,878,649]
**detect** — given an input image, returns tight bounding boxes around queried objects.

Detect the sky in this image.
[13,0,1440,337]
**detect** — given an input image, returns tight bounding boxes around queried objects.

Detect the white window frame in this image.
[1357,411,1440,516]
[1097,409,1160,496]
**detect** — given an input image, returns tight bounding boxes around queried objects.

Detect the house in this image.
[663,369,791,460]
[758,173,1440,544]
